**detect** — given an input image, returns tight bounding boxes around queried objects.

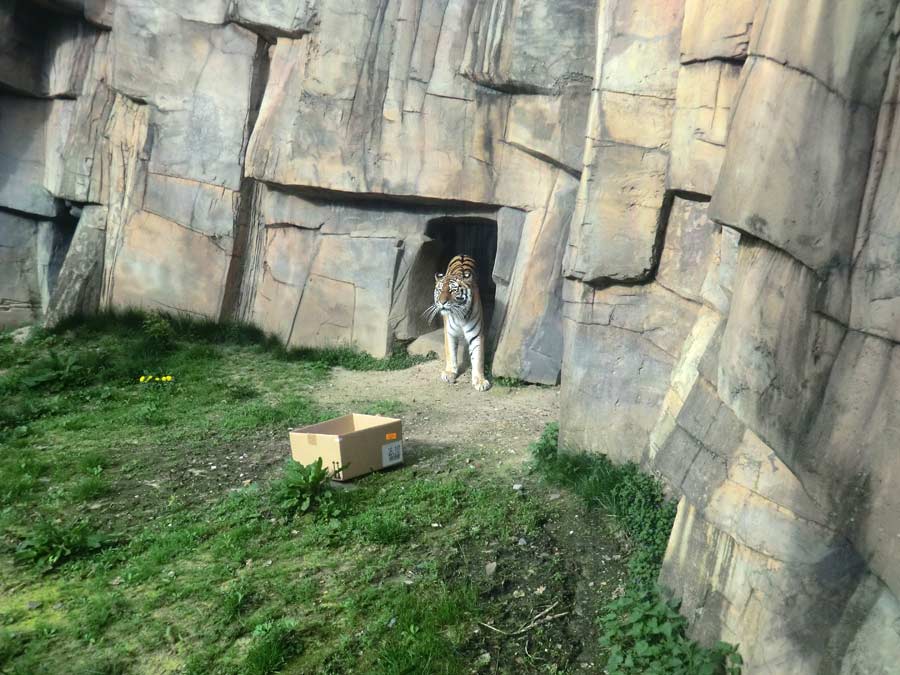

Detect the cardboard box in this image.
[289,413,403,481]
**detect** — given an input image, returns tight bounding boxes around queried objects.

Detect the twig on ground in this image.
[478,621,509,635]
[510,611,569,635]
[478,602,569,637]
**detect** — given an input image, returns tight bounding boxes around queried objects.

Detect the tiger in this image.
[423,255,491,391]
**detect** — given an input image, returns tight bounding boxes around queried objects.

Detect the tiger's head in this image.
[424,256,476,323]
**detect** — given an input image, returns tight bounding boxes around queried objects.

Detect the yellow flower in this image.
[139,375,146,383]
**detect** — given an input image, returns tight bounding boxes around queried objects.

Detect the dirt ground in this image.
[130,359,560,516]
[317,359,560,462]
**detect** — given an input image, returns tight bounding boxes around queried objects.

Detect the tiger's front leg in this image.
[441,315,459,384]
[468,332,491,392]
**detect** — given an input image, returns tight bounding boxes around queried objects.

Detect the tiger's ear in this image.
[462,270,472,279]
[435,272,444,280]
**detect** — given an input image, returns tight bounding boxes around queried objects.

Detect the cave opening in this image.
[422,216,499,343]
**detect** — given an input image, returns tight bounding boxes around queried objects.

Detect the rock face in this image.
[560,1,900,673]
[3,0,900,671]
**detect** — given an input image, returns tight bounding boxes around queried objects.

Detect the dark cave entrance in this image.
[421,216,498,342]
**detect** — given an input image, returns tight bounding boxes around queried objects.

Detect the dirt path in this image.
[316,359,560,467]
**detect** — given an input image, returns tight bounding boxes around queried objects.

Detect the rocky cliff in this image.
[2,0,899,671]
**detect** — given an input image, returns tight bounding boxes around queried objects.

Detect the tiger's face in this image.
[434,272,471,310]
[428,271,472,321]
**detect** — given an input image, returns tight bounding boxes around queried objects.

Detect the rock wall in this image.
[3,0,900,671]
[0,0,585,384]
[560,0,900,672]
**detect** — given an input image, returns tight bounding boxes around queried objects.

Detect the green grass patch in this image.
[530,423,742,674]
[0,315,566,673]
[0,312,430,535]
[2,315,644,673]
[492,376,527,388]
[1,459,555,674]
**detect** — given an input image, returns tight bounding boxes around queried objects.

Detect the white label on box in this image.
[381,440,403,467]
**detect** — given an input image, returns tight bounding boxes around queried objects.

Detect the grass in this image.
[530,423,742,674]
[0,457,551,673]
[1,311,737,673]
[0,312,571,674]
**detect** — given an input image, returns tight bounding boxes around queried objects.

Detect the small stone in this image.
[485,562,497,577]
[513,589,526,598]
[518,537,527,546]
[26,600,42,610]
[548,493,561,501]
[388,617,397,628]
[476,652,491,667]
[512,483,523,491]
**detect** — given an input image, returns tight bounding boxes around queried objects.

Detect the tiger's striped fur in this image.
[423,255,491,391]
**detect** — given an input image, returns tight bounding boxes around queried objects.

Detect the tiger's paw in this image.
[472,376,492,392]
[441,370,458,384]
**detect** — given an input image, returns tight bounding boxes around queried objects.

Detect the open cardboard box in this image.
[289,413,403,481]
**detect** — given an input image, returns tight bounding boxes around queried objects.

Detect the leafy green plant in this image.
[269,459,340,519]
[606,463,677,585]
[12,517,118,572]
[16,350,91,392]
[599,586,742,675]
